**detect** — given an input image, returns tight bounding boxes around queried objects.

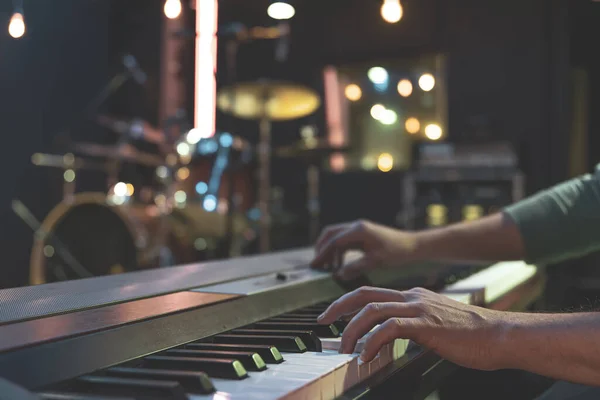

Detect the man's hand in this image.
[317,286,509,371]
[310,220,420,280]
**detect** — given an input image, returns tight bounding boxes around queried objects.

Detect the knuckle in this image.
[355,219,370,231]
[356,286,376,298]
[364,302,381,315]
[382,317,403,332]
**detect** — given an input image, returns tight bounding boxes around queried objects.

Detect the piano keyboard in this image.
[0,248,543,400]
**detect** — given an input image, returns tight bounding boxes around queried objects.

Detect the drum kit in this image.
[24,80,348,285]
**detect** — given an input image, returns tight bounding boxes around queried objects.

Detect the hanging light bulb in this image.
[381,0,403,24]
[8,9,25,39]
[164,0,182,19]
[268,1,295,20]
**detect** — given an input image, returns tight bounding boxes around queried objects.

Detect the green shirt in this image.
[504,164,600,265]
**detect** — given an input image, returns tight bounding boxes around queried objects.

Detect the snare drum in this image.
[29,193,172,285]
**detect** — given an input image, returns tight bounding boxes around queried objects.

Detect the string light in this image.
[268,1,295,20]
[164,0,182,19]
[8,1,25,39]
[381,0,403,23]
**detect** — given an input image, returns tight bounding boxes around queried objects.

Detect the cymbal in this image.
[275,138,349,160]
[72,143,165,167]
[217,81,321,121]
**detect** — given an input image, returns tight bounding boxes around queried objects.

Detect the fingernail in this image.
[359,352,367,364]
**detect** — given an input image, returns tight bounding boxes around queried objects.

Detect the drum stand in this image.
[306,164,320,244]
[258,117,272,253]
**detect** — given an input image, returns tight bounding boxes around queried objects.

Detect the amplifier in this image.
[399,142,524,230]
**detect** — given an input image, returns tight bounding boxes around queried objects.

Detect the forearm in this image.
[498,312,600,386]
[411,212,526,263]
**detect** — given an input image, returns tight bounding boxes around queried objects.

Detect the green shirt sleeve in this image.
[503,164,600,265]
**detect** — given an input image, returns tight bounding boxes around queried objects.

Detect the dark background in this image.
[0,0,598,289]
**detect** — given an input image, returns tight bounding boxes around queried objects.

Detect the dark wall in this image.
[443,0,570,192]
[0,0,111,288]
[317,0,571,227]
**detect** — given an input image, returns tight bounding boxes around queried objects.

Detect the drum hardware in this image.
[23,193,175,285]
[217,81,321,253]
[11,199,93,283]
[31,152,108,203]
[274,138,350,243]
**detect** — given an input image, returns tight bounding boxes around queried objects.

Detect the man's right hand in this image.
[310,220,421,280]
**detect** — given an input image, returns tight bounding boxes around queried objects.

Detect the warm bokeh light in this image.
[463,205,483,221]
[126,184,135,196]
[164,0,182,19]
[370,104,386,120]
[267,2,295,20]
[381,0,403,23]
[397,79,413,97]
[186,128,203,144]
[427,204,447,226]
[405,117,420,134]
[176,142,191,156]
[377,153,394,172]
[379,109,398,125]
[8,12,25,39]
[63,169,75,183]
[368,67,388,85]
[177,167,190,181]
[418,73,436,92]
[424,123,443,140]
[344,84,362,101]
[114,182,128,197]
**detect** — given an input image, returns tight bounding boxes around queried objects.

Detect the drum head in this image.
[30,198,138,284]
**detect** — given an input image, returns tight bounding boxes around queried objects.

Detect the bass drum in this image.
[30,193,172,285]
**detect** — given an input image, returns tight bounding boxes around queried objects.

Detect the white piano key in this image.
[189,346,396,400]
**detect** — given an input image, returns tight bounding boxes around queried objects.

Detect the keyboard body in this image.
[0,248,544,399]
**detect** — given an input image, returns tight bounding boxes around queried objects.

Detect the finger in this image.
[311,225,349,269]
[359,318,419,363]
[311,224,365,268]
[315,223,349,253]
[317,286,405,324]
[340,302,419,353]
[334,256,372,280]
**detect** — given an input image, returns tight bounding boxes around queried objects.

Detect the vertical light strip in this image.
[195,0,218,138]
[323,66,347,171]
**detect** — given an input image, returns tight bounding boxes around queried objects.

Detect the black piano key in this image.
[104,367,215,394]
[213,334,307,353]
[144,356,248,380]
[165,349,267,371]
[185,343,284,364]
[73,376,186,400]
[39,394,134,400]
[279,312,322,318]
[231,329,322,352]
[252,322,339,338]
[267,317,348,332]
